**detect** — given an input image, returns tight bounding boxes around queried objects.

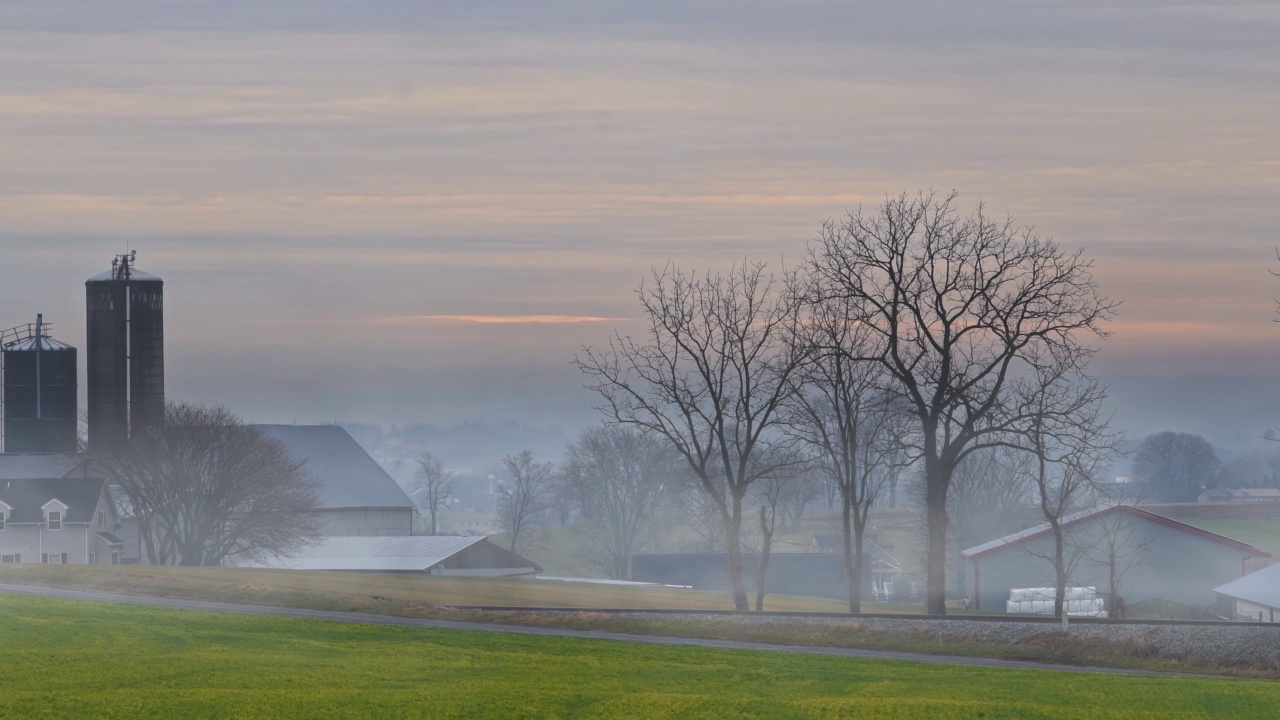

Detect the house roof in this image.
[253,425,414,511]
[961,504,1271,560]
[1215,563,1280,610]
[239,535,540,572]
[0,477,106,523]
[97,531,124,545]
[0,454,84,480]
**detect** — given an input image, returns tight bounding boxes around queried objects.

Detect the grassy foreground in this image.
[0,594,1277,719]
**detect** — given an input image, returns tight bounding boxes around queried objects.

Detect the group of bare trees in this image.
[95,403,321,566]
[579,191,1120,613]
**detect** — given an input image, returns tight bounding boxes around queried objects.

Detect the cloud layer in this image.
[0,1,1276,410]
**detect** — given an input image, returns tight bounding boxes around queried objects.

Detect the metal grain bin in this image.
[86,253,164,451]
[2,316,78,453]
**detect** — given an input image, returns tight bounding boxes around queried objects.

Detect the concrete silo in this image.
[86,252,164,452]
[1,315,78,453]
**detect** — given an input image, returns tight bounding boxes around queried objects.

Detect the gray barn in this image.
[255,425,416,537]
[962,505,1270,613]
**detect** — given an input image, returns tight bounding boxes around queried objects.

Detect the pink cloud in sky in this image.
[379,314,619,325]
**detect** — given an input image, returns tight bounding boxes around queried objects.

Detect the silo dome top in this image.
[4,335,74,352]
[86,252,162,283]
[86,267,162,282]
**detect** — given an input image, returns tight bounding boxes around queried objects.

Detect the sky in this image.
[0,1,1276,425]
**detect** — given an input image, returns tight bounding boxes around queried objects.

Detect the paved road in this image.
[0,583,1208,678]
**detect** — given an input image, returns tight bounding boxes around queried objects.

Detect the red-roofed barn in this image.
[961,505,1270,614]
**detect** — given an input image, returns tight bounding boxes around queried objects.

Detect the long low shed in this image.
[1215,562,1280,622]
[237,536,541,576]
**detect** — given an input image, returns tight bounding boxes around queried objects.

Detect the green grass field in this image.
[1186,520,1280,556]
[0,594,1277,719]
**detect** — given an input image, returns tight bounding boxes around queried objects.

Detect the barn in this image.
[961,504,1270,614]
[254,424,416,537]
[1215,563,1280,623]
[236,535,541,576]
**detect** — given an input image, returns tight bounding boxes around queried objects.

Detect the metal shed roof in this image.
[253,425,414,510]
[0,454,84,480]
[961,504,1270,560]
[1214,563,1280,610]
[241,535,498,571]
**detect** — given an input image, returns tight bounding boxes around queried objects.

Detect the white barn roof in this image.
[240,535,540,574]
[1215,563,1280,610]
[253,425,414,510]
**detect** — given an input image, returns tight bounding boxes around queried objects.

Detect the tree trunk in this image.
[924,462,950,615]
[755,506,773,612]
[852,525,866,614]
[1107,550,1123,619]
[725,498,749,611]
[841,499,859,612]
[1052,521,1066,618]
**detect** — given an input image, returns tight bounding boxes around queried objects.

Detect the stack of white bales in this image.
[1005,587,1107,617]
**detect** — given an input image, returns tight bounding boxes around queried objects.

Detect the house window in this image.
[0,514,5,531]
[1,555,13,563]
[47,510,61,531]
[44,553,62,565]
[98,511,105,528]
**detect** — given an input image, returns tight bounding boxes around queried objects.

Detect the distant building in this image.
[961,505,1270,613]
[235,535,540,576]
[0,477,122,565]
[1215,562,1280,622]
[1198,488,1280,504]
[254,425,417,537]
[807,534,906,601]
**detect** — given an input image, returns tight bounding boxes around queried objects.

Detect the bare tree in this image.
[678,484,730,553]
[96,402,321,566]
[1085,505,1154,619]
[746,449,812,611]
[577,262,810,610]
[1014,365,1123,619]
[784,290,914,611]
[562,426,678,579]
[413,452,454,535]
[496,450,556,555]
[946,446,1035,597]
[1131,431,1220,502]
[808,191,1116,613]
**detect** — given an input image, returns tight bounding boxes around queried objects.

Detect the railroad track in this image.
[437,605,1274,628]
